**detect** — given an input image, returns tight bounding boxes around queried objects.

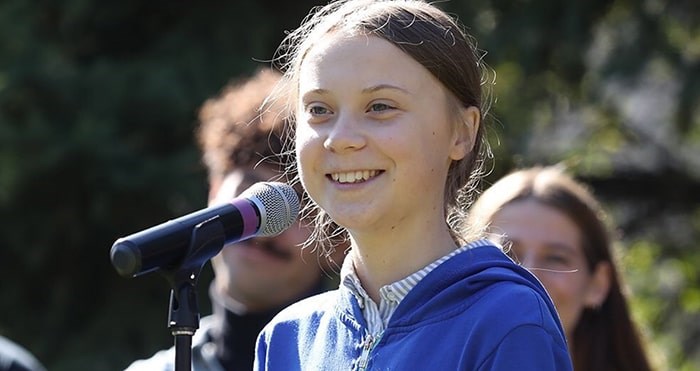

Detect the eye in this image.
[302,102,334,124]
[531,253,580,273]
[367,102,393,112]
[544,254,569,265]
[307,104,332,116]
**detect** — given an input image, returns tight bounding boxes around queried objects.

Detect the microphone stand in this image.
[159,216,226,371]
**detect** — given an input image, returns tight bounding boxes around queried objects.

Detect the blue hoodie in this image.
[255,244,573,370]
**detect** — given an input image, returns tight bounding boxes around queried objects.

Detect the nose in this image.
[323,112,366,153]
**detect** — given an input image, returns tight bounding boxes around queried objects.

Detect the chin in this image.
[340,217,383,234]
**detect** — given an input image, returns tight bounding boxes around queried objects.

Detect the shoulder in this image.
[258,289,344,342]
[0,336,46,371]
[265,290,339,324]
[455,282,570,369]
[473,280,553,324]
[462,280,568,358]
[427,245,565,339]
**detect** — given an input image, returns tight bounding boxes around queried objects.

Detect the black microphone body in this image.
[110,182,299,278]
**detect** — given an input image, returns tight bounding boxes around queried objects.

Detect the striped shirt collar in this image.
[340,239,496,332]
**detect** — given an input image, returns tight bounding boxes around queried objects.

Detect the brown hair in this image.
[268,0,493,253]
[196,68,288,185]
[468,166,653,371]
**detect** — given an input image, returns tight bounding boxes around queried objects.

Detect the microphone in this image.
[110,182,300,278]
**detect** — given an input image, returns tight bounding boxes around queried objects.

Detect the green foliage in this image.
[1,0,698,370]
[0,0,327,369]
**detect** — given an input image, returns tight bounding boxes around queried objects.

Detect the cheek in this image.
[534,273,576,324]
[295,125,317,164]
[211,249,239,275]
[279,226,312,248]
[536,272,577,308]
[536,272,589,315]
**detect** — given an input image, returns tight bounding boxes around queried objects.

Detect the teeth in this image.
[331,170,378,183]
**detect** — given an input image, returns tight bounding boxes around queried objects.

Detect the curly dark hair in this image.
[196,68,288,184]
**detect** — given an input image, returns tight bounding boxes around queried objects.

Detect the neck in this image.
[349,219,457,303]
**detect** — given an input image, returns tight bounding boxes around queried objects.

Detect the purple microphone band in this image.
[231,198,258,237]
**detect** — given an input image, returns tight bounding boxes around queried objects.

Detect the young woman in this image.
[254,1,572,369]
[469,165,653,371]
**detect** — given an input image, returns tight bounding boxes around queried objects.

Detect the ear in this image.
[449,105,480,161]
[584,261,612,309]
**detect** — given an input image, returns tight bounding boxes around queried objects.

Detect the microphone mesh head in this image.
[241,182,300,237]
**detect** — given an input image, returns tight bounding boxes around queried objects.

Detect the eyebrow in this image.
[302,84,411,97]
[303,88,330,96]
[362,84,412,95]
[509,238,577,255]
[543,242,578,254]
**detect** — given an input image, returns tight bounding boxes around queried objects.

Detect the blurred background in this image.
[0,0,697,370]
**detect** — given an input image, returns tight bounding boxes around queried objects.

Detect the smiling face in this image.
[489,199,610,339]
[295,34,471,237]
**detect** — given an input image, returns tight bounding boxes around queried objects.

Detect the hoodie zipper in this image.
[358,332,382,371]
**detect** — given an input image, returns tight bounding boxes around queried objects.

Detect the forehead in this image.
[490,199,582,248]
[298,34,440,95]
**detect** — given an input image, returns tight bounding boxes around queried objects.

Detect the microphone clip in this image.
[161,215,226,335]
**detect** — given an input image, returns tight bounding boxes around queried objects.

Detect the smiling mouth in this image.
[329,170,381,184]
